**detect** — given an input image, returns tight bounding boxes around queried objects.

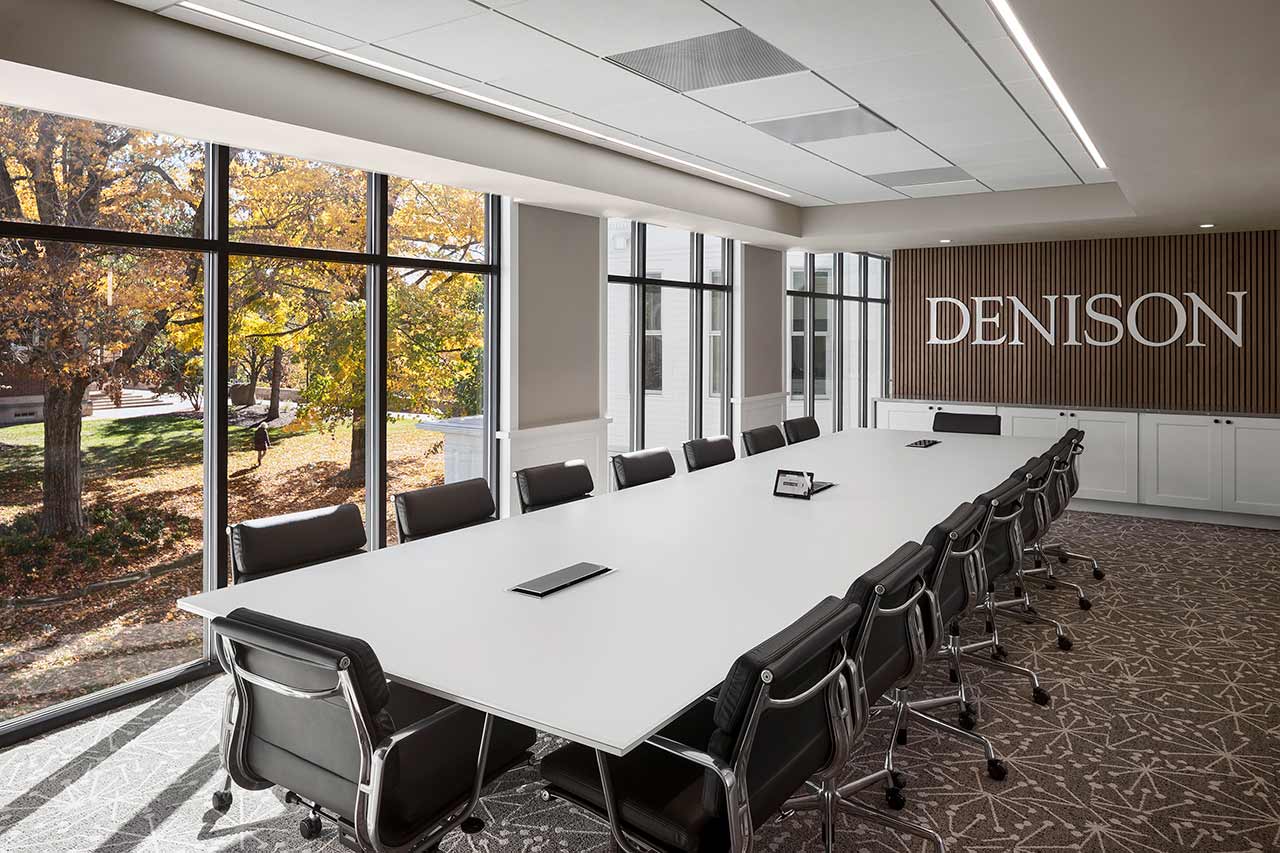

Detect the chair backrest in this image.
[975,474,1030,580]
[1064,427,1086,497]
[394,478,495,543]
[611,447,676,490]
[741,425,786,456]
[228,504,366,584]
[782,416,820,444]
[933,411,1001,435]
[515,460,594,513]
[1015,454,1055,546]
[704,595,862,828]
[213,607,392,822]
[843,542,937,709]
[1042,435,1076,521]
[683,435,736,471]
[921,503,988,630]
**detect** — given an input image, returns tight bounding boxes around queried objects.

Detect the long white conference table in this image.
[179,428,1050,758]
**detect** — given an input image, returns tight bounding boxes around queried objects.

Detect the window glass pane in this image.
[607,219,632,277]
[645,225,691,281]
[385,268,486,543]
[0,105,205,237]
[842,299,863,429]
[842,253,863,298]
[226,258,367,540]
[814,253,835,294]
[607,283,633,455]
[867,255,887,299]
[813,298,834,429]
[786,250,808,291]
[229,149,366,251]
[787,295,807,418]
[701,289,727,436]
[643,287,691,468]
[387,178,485,263]
[0,241,204,721]
[703,236,725,285]
[866,302,886,422]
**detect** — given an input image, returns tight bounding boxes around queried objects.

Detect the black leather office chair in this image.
[515,460,594,513]
[782,416,820,444]
[394,478,496,543]
[211,608,535,849]
[228,504,366,585]
[1016,438,1094,609]
[540,595,891,853]
[611,447,676,490]
[932,411,1001,435]
[682,435,736,471]
[741,425,786,456]
[1032,429,1105,580]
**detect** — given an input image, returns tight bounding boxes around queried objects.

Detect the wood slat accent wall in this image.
[891,230,1279,413]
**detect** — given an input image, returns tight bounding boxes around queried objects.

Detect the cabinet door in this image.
[876,402,937,432]
[999,406,1072,439]
[1222,417,1280,516]
[1071,410,1139,503]
[1139,414,1222,509]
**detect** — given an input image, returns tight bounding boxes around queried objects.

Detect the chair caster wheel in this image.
[992,645,1008,662]
[985,620,994,633]
[299,815,323,840]
[958,709,978,730]
[1033,686,1051,706]
[890,770,907,789]
[460,817,486,834]
[1058,635,1073,651]
[1025,605,1038,616]
[1079,598,1092,611]
[1093,568,1106,580]
[987,758,1008,781]
[540,789,552,802]
[211,790,232,813]
[895,727,908,745]
[885,787,906,810]
[948,667,958,684]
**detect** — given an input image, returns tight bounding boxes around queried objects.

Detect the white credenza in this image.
[873,399,1280,518]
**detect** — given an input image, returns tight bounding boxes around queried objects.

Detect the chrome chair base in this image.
[1040,543,1106,579]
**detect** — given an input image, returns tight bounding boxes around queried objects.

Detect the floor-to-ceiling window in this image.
[606,221,732,471]
[0,103,497,741]
[785,250,890,430]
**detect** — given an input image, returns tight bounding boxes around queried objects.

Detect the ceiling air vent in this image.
[608,28,804,92]
[750,106,896,144]
[864,166,973,187]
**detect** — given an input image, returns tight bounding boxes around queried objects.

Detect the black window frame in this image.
[785,251,890,431]
[608,221,734,450]
[0,136,499,747]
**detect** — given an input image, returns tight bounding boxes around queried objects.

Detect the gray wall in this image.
[515,205,601,429]
[740,244,785,398]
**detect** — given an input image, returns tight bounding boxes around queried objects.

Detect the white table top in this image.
[179,428,1049,755]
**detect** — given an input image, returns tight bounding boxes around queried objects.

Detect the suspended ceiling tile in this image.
[975,170,1080,191]
[376,11,591,83]
[489,51,666,114]
[502,0,735,57]
[900,179,989,197]
[252,0,482,44]
[1047,133,1114,183]
[583,91,734,147]
[823,43,993,106]
[969,36,1035,83]
[161,3,357,60]
[802,130,950,175]
[873,84,1023,129]
[932,0,1007,41]
[907,108,1043,150]
[864,165,972,187]
[755,153,905,203]
[751,107,895,144]
[688,72,854,122]
[1004,78,1058,116]
[941,137,1064,169]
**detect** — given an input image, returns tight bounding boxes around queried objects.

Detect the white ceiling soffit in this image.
[111,0,1114,207]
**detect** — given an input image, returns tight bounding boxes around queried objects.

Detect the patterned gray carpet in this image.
[1,512,1277,853]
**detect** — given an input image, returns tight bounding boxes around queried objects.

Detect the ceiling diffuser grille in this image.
[751,107,896,144]
[607,28,804,92]
[866,166,973,186]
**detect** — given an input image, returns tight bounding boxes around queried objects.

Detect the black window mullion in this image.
[689,234,702,440]
[631,222,646,451]
[722,240,734,438]
[804,254,815,419]
[204,144,230,611]
[860,254,870,428]
[484,196,502,496]
[365,173,388,549]
[833,255,844,432]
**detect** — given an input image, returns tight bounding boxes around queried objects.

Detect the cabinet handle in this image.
[1226,419,1233,425]
[927,405,933,410]
[1058,412,1065,417]
[1213,418,1221,424]
[1070,413,1076,418]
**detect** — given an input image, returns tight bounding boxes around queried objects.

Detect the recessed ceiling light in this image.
[1199,223,1215,229]
[988,0,1107,170]
[939,239,952,244]
[175,2,791,199]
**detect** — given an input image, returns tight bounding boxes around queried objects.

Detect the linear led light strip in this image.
[176,2,792,198]
[988,0,1107,169]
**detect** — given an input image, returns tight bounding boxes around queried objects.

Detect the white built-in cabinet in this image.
[873,400,1280,517]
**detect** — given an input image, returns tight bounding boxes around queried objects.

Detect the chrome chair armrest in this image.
[645,734,737,789]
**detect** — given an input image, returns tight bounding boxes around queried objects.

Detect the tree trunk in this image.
[348,409,366,483]
[40,380,90,536]
[267,345,283,421]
